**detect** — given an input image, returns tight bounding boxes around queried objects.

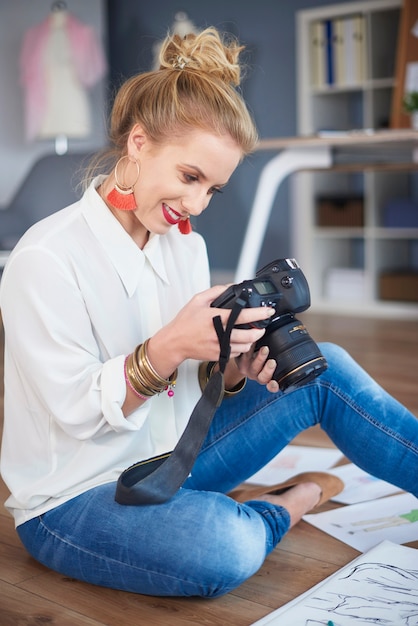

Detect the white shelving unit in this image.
[293,0,418,318]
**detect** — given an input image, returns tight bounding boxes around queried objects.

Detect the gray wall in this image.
[107,0,349,273]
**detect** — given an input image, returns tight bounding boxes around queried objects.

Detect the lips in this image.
[162,203,181,225]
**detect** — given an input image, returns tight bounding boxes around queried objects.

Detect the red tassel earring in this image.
[106,156,140,211]
[178,217,192,234]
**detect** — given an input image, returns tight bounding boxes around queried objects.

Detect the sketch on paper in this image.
[303,492,418,552]
[335,507,418,534]
[251,541,418,626]
[304,559,418,624]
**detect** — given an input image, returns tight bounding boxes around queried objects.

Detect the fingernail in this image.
[260,346,269,356]
[267,308,275,316]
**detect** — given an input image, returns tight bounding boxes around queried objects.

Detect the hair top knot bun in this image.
[172,54,188,70]
[158,27,245,87]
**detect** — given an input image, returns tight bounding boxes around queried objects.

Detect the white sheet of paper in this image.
[303,492,418,552]
[246,445,343,486]
[327,463,403,504]
[251,540,418,625]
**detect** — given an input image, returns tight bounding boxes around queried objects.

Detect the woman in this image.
[1,27,417,598]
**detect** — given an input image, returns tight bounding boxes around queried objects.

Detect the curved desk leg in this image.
[234,146,332,282]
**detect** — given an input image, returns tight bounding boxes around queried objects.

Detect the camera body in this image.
[211,258,328,391]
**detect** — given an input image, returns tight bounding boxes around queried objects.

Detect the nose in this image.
[182,189,211,217]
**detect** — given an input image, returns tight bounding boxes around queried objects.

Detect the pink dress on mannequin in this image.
[20,10,107,141]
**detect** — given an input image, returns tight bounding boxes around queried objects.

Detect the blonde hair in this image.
[86,27,258,184]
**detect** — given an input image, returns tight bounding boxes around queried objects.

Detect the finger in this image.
[230,342,259,358]
[210,307,274,332]
[252,345,269,367]
[257,358,277,385]
[235,344,268,373]
[235,306,275,326]
[230,327,265,346]
[266,379,280,393]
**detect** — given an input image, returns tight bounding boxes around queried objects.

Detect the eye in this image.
[208,186,223,195]
[183,173,198,183]
[182,172,224,195]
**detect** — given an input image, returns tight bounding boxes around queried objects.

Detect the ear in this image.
[128,123,147,158]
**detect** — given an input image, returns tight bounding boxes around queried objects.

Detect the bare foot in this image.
[259,482,322,527]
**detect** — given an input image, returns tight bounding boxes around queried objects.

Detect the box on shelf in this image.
[382,199,418,228]
[324,268,366,302]
[379,272,418,303]
[316,195,364,227]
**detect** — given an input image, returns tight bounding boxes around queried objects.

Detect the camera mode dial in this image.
[281,275,294,288]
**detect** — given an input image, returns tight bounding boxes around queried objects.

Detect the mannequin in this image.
[38,7,90,138]
[20,6,107,141]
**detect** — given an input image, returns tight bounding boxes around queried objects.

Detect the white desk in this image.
[235,130,418,281]
[0,251,10,270]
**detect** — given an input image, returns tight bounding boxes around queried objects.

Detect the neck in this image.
[97,182,149,249]
[50,9,68,28]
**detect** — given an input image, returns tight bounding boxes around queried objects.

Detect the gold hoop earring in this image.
[106,156,140,211]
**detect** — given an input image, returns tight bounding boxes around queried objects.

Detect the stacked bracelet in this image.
[198,360,246,397]
[125,339,177,400]
[124,357,149,400]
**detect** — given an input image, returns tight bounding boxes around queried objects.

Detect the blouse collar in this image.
[81,177,169,296]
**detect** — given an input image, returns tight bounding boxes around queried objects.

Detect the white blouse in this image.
[0,178,210,526]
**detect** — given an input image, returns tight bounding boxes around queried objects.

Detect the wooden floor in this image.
[0,312,417,625]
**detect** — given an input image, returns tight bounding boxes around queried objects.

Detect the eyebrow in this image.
[183,164,205,177]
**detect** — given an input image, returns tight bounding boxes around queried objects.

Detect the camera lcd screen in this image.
[253,280,276,295]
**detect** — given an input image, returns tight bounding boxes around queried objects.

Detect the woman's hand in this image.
[234,345,280,393]
[147,284,276,379]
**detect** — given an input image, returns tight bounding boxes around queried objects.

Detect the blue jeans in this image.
[17,343,418,597]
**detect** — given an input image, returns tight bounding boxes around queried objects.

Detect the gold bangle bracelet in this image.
[138,340,177,388]
[198,360,246,397]
[125,351,158,397]
[141,340,175,385]
[127,340,178,399]
[139,340,178,394]
[131,347,162,394]
[198,361,211,393]
[223,377,247,396]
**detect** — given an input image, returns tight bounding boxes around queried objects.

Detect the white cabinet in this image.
[293,0,418,318]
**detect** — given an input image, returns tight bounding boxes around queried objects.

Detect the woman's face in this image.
[129,128,243,237]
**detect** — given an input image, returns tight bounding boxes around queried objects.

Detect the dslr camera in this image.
[211,258,327,391]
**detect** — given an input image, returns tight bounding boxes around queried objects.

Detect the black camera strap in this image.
[115,295,246,505]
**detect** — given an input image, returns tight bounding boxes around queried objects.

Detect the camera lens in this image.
[255,314,328,391]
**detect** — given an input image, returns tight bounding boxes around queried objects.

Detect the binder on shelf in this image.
[310,20,326,88]
[333,18,345,86]
[343,16,356,85]
[354,14,366,82]
[344,14,367,85]
[324,19,334,85]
